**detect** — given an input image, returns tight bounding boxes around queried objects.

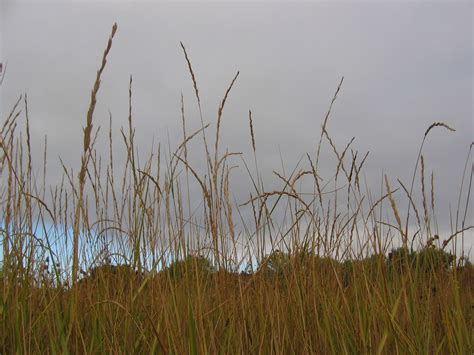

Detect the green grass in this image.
[1,23,472,354]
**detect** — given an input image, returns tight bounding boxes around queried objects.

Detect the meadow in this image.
[1,23,473,354]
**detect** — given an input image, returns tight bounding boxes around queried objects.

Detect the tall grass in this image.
[1,23,472,354]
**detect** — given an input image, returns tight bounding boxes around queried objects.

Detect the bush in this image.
[164,255,215,280]
[77,263,145,296]
[386,246,455,273]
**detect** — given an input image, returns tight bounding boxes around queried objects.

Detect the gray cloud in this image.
[1,1,472,255]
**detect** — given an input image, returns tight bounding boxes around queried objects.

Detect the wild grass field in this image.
[1,23,473,354]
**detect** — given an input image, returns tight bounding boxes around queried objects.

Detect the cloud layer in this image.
[1,1,472,253]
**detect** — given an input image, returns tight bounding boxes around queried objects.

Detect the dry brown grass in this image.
[0,23,472,354]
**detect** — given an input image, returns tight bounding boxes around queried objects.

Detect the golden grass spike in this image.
[430,172,435,212]
[1,95,22,136]
[355,151,369,191]
[396,178,421,228]
[420,155,429,230]
[306,153,323,207]
[385,175,406,248]
[322,76,344,131]
[315,77,344,168]
[405,121,456,243]
[24,94,32,179]
[214,71,240,179]
[442,226,474,250]
[180,42,201,107]
[72,22,118,286]
[180,41,212,181]
[424,122,455,137]
[249,110,256,153]
[181,93,188,162]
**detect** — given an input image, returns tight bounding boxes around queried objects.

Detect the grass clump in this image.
[0,23,472,354]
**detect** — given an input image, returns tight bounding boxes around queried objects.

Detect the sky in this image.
[0,0,473,260]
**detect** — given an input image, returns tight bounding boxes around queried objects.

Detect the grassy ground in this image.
[1,23,472,354]
[1,254,473,353]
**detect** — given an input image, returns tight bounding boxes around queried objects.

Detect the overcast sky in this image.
[1,1,473,255]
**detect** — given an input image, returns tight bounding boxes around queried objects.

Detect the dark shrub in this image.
[387,246,455,273]
[77,263,145,296]
[164,255,215,280]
